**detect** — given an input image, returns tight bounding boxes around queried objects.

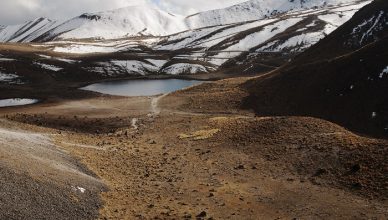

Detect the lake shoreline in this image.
[0,71,261,106]
[81,79,204,97]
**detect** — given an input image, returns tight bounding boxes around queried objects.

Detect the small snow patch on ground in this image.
[77,187,86,193]
[72,186,86,193]
[131,118,139,130]
[379,66,388,78]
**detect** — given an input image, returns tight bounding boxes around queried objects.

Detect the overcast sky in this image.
[0,0,247,25]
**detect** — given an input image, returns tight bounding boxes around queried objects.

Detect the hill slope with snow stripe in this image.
[0,18,62,42]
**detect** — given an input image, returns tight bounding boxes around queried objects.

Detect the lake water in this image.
[82,79,203,97]
[0,98,39,107]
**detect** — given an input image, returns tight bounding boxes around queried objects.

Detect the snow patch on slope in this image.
[53,45,117,54]
[259,32,324,52]
[0,58,15,62]
[208,17,303,65]
[0,72,19,82]
[34,62,63,72]
[111,60,156,74]
[146,59,168,68]
[163,63,209,75]
[349,10,388,46]
[0,99,38,107]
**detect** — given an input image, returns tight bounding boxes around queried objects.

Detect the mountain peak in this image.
[0,0,370,42]
[186,0,363,28]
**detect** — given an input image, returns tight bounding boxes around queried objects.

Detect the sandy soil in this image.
[0,76,387,219]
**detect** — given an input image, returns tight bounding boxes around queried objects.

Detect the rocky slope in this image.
[244,0,388,138]
[0,119,105,219]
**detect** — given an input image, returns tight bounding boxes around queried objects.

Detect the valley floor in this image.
[0,76,387,219]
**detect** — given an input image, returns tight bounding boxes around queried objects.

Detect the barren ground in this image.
[0,76,387,219]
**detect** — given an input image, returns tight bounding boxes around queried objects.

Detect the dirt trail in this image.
[151,93,168,115]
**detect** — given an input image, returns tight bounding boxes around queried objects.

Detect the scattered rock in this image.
[196,211,207,219]
[352,182,363,190]
[234,165,245,170]
[313,168,327,177]
[183,213,192,219]
[350,164,361,173]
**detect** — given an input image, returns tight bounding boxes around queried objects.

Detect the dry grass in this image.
[178,128,220,140]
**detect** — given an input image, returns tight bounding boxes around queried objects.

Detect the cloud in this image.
[156,0,247,15]
[0,0,150,25]
[0,0,247,25]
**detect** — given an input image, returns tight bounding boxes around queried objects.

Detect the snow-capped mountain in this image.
[186,0,361,28]
[0,4,188,42]
[0,0,370,42]
[0,0,372,77]
[36,6,188,41]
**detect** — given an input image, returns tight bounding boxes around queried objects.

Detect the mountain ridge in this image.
[0,0,370,42]
[0,0,372,80]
